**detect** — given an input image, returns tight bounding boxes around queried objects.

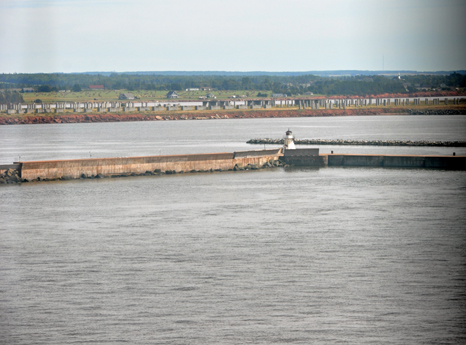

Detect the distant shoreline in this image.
[0,106,465,125]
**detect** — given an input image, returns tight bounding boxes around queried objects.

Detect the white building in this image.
[283,129,296,150]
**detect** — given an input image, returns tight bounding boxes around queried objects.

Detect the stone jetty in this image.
[0,169,22,184]
[247,138,466,147]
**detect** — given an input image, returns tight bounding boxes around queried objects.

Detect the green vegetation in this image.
[306,76,406,95]
[37,85,58,92]
[0,72,464,101]
[18,89,274,103]
[402,72,466,91]
[0,90,24,104]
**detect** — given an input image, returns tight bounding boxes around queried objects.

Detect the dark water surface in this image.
[1,116,466,344]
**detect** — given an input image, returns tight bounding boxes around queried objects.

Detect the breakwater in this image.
[2,149,465,185]
[326,154,465,169]
[282,151,465,169]
[1,149,282,184]
[247,138,466,147]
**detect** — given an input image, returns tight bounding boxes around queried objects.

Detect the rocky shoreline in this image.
[247,138,466,147]
[0,107,465,125]
[407,109,466,115]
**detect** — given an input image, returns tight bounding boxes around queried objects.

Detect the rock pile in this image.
[0,169,22,184]
[233,159,283,171]
[247,138,466,147]
[407,109,466,115]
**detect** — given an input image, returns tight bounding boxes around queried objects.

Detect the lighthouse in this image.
[283,129,296,150]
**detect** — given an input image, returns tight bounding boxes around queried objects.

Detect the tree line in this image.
[402,72,466,89]
[0,72,464,97]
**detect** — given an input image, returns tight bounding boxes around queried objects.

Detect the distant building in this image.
[304,92,313,96]
[118,93,135,100]
[89,85,105,90]
[166,91,179,98]
[200,87,212,91]
[186,88,199,91]
[206,93,216,98]
[272,93,287,97]
[22,88,34,92]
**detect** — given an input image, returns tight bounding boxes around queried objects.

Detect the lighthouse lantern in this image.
[283,129,296,150]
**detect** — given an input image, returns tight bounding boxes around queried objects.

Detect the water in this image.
[1,115,466,163]
[1,116,466,344]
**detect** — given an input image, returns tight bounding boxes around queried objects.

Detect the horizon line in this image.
[2,69,466,75]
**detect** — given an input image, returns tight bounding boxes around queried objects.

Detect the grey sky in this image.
[1,0,465,73]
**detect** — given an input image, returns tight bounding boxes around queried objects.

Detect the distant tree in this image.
[169,83,182,91]
[34,99,42,103]
[262,77,272,91]
[37,85,52,92]
[241,77,252,89]
[72,84,82,92]
[0,90,24,103]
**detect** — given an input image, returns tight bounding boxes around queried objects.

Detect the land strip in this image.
[13,89,466,104]
[1,106,466,125]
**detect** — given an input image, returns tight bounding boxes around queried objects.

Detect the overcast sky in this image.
[1,0,465,73]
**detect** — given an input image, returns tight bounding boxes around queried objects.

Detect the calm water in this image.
[1,116,466,344]
[1,115,466,163]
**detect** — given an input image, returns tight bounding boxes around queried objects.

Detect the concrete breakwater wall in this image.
[282,153,465,169]
[248,138,466,147]
[2,151,465,185]
[6,149,282,182]
[326,154,466,169]
[279,148,465,169]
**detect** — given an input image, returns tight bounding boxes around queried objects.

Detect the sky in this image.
[0,0,465,73]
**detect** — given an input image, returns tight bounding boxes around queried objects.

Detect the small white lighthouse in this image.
[283,129,296,150]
